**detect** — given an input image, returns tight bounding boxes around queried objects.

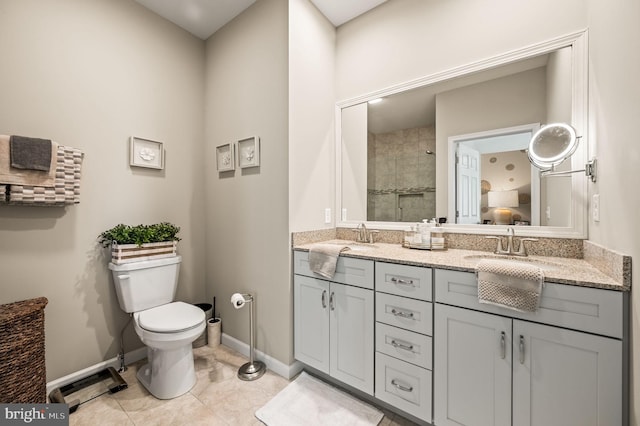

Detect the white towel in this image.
[308,244,350,279]
[477,259,544,313]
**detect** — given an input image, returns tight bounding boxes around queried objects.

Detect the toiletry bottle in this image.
[403,226,414,248]
[419,219,432,248]
[412,223,423,245]
[430,223,446,250]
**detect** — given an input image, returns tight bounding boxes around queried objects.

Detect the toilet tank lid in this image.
[109,255,182,271]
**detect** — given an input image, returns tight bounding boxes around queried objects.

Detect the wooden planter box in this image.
[111,241,178,264]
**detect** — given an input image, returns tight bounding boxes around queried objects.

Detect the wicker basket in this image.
[0,297,48,403]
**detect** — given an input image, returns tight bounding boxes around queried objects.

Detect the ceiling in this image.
[135,0,388,40]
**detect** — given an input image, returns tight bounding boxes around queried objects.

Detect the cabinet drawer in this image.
[376,322,432,369]
[375,352,432,422]
[293,250,374,289]
[375,262,432,301]
[435,269,624,338]
[376,293,432,336]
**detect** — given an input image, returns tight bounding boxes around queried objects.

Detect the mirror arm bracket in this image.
[540,158,597,183]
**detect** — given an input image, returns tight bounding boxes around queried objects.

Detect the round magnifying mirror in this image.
[527,123,579,170]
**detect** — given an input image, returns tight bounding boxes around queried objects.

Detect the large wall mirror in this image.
[337,31,588,238]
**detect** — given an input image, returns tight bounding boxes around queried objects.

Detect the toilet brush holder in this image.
[230,293,266,381]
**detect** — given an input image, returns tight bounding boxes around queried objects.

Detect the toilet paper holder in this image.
[230,293,266,381]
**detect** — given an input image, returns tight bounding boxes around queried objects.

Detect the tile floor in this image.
[67,344,418,425]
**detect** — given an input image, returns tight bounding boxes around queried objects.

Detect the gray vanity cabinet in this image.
[293,251,375,395]
[433,269,624,426]
[374,262,433,422]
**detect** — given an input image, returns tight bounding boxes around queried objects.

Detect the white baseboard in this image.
[221,333,303,380]
[46,347,147,396]
[46,335,303,396]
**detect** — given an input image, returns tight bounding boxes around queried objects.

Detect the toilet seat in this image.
[136,301,204,333]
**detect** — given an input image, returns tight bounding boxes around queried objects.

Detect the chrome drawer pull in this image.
[391,379,413,393]
[391,277,415,286]
[321,290,327,309]
[329,292,335,311]
[500,331,506,359]
[391,308,414,319]
[519,335,525,364]
[391,339,414,352]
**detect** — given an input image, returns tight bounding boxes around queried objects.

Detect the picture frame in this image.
[216,143,235,172]
[237,136,260,168]
[130,137,164,169]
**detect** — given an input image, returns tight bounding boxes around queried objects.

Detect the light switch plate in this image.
[592,194,600,222]
[324,208,331,224]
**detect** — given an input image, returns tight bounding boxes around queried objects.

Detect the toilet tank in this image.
[109,256,181,313]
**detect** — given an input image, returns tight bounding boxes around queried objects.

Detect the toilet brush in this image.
[230,293,266,381]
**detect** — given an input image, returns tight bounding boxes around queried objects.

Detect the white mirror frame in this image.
[335,30,588,238]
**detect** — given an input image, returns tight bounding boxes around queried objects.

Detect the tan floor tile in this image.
[69,394,133,426]
[67,344,400,426]
[125,392,216,426]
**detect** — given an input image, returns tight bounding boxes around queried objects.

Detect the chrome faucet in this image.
[486,227,538,256]
[354,223,379,244]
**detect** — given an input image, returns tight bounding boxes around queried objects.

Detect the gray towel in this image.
[10,135,53,171]
[477,259,544,313]
[308,244,351,279]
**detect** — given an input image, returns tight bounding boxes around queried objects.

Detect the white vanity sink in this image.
[463,254,561,271]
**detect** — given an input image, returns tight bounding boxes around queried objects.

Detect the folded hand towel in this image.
[10,135,53,171]
[309,243,351,279]
[477,259,544,313]
[0,135,57,186]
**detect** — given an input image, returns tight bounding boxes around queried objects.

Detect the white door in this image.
[434,304,512,426]
[512,321,622,426]
[456,144,481,224]
[294,275,330,374]
[330,282,374,395]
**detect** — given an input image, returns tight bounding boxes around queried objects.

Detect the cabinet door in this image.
[330,282,374,395]
[294,275,330,374]
[513,320,622,426]
[434,304,512,426]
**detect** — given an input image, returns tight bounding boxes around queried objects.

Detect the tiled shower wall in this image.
[367,126,436,222]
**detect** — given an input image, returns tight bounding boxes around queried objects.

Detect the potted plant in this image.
[98,222,181,264]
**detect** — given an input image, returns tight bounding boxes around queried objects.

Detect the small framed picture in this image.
[130,137,164,169]
[216,143,235,172]
[237,136,260,168]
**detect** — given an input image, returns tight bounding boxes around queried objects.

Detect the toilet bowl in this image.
[133,302,206,399]
[109,256,206,399]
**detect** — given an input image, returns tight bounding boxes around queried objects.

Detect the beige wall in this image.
[435,68,546,219]
[586,1,640,422]
[289,0,336,232]
[0,0,206,380]
[204,0,292,364]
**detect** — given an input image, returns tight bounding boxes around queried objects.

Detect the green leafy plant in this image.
[98,222,181,247]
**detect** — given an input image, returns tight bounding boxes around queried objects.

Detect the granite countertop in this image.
[294,240,628,292]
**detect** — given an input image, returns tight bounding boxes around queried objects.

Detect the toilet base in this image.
[137,345,196,399]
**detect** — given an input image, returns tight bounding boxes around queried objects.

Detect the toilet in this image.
[109,255,206,399]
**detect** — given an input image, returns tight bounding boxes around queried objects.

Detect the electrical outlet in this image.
[341,208,347,221]
[545,206,551,220]
[324,208,331,224]
[592,194,600,222]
